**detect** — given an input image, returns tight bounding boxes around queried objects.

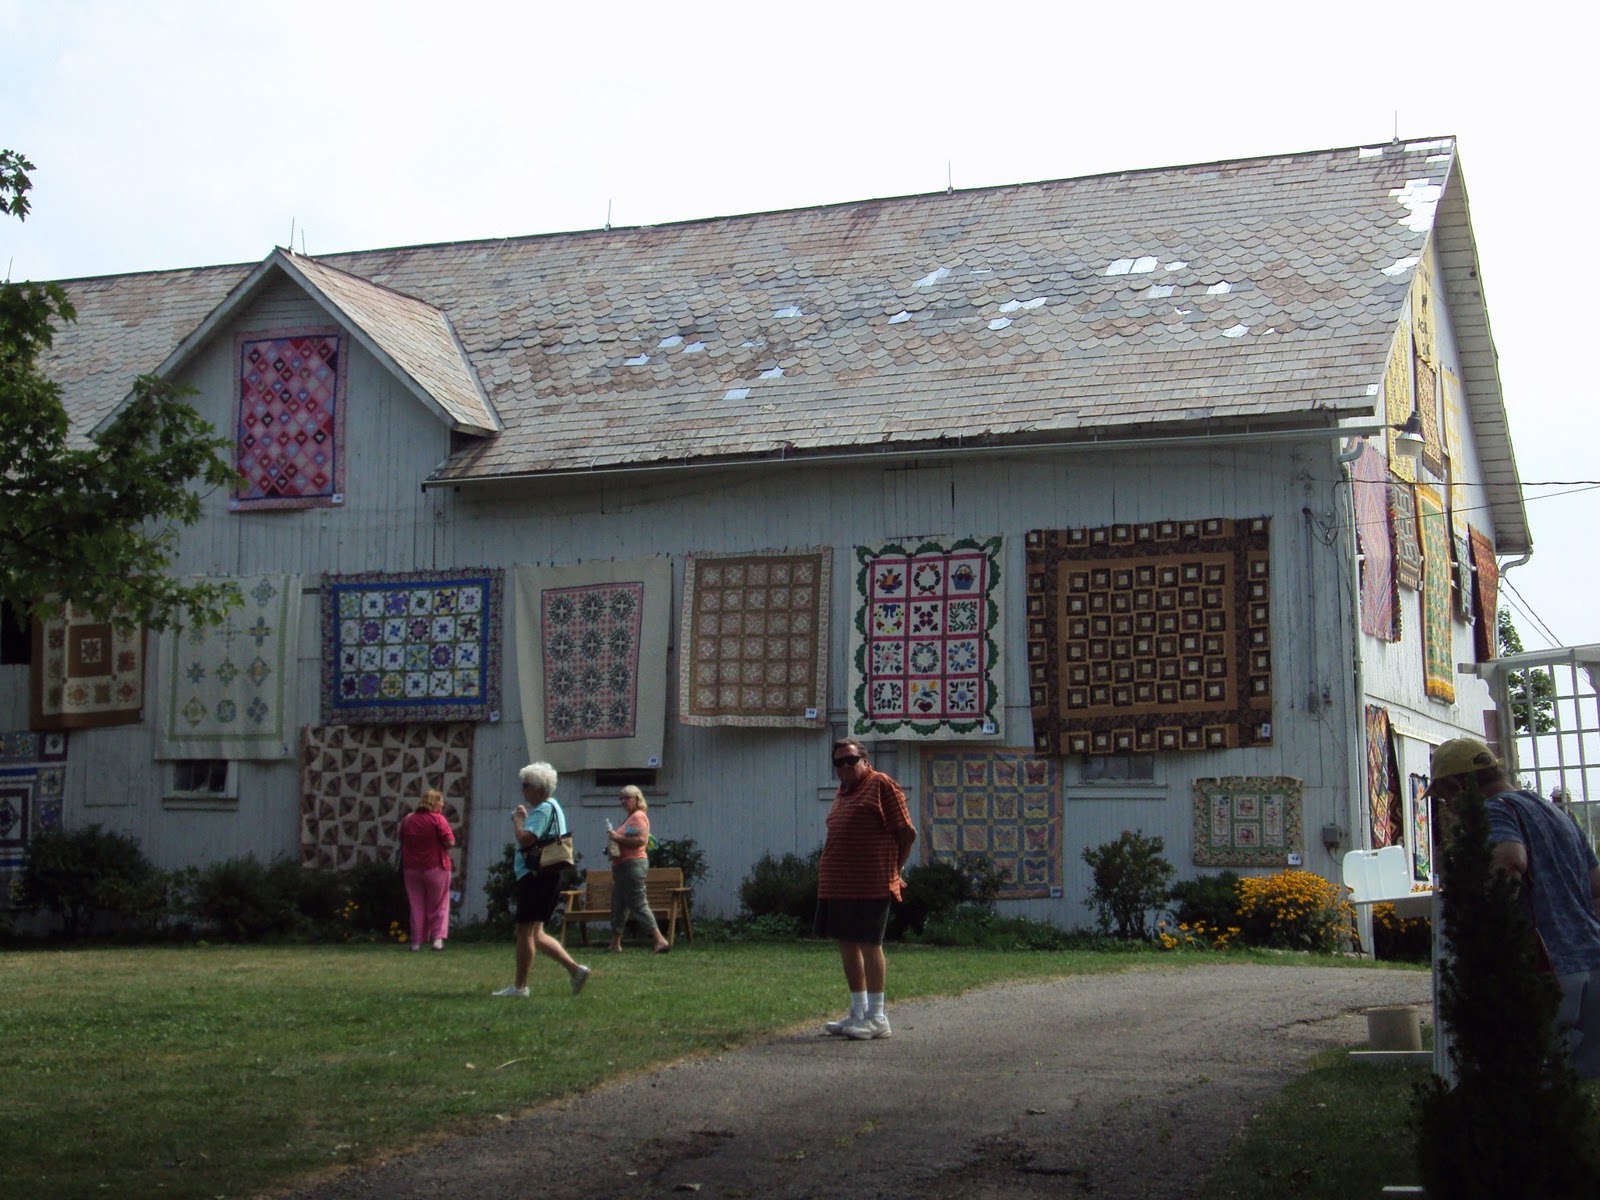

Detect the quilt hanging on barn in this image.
[921,747,1060,899]
[1415,355,1444,479]
[1410,774,1432,881]
[1190,776,1302,868]
[1470,527,1498,662]
[679,549,831,728]
[1450,530,1475,625]
[1410,254,1436,366]
[29,604,145,730]
[1388,482,1423,592]
[320,569,503,726]
[1384,328,1416,484]
[0,731,66,901]
[1025,518,1272,756]
[514,557,671,771]
[299,723,472,871]
[1417,486,1455,702]
[157,574,303,760]
[849,536,1004,740]
[232,328,345,510]
[1351,441,1399,642]
[1365,704,1402,848]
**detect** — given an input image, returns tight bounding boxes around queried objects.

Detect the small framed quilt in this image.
[1191,776,1303,868]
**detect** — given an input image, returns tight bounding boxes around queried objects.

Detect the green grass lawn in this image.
[6,939,1159,1200]
[1197,1047,1429,1198]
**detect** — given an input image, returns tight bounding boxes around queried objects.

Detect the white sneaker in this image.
[824,1014,859,1036]
[842,1013,891,1040]
[570,965,592,996]
[492,984,529,998]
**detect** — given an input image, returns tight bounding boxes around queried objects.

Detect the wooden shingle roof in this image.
[42,137,1525,546]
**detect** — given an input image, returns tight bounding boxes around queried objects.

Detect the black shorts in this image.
[812,898,891,944]
[513,866,565,925]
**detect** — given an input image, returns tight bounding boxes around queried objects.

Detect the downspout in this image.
[1499,552,1532,579]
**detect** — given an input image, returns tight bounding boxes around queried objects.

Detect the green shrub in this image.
[915,906,1083,950]
[892,853,1011,937]
[1082,830,1174,940]
[1166,871,1241,930]
[18,825,165,938]
[299,864,352,927]
[175,856,306,942]
[482,844,518,935]
[337,859,406,937]
[738,847,820,922]
[651,837,708,890]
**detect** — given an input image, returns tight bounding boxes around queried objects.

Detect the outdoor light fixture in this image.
[1390,412,1425,463]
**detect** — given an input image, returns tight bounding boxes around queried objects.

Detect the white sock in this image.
[868,992,886,1018]
[850,990,868,1019]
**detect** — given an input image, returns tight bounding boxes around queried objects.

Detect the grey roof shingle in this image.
[43,138,1523,549]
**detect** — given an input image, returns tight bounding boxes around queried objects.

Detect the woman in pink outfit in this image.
[399,789,456,951]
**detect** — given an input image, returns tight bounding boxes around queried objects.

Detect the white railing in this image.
[1469,644,1600,848]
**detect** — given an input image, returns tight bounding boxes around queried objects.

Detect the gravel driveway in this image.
[284,963,1431,1200]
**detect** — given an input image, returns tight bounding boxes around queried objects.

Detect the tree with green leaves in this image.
[1498,610,1558,735]
[0,149,238,630]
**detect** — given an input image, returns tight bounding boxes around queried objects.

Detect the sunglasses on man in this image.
[832,754,863,768]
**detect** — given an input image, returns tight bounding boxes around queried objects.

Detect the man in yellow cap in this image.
[1426,737,1600,1076]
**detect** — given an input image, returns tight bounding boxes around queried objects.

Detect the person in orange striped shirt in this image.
[813,738,916,1040]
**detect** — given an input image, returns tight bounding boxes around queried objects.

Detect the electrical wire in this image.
[1500,575,1564,647]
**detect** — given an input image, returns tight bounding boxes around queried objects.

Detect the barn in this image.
[0,136,1523,926]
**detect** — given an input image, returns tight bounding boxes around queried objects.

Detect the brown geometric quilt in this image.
[299,724,472,871]
[679,548,831,727]
[1025,517,1272,755]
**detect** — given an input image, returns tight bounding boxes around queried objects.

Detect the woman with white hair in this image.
[492,762,591,998]
[606,785,671,954]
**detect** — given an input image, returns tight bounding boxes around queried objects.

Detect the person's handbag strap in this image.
[536,798,569,843]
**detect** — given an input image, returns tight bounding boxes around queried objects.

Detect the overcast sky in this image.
[3,0,1595,652]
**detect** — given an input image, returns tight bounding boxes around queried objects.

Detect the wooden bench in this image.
[558,866,694,947]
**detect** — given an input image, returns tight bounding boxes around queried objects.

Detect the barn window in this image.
[0,598,29,665]
[166,759,237,806]
[1079,754,1156,783]
[593,768,658,789]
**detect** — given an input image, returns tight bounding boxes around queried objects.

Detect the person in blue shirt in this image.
[1426,738,1600,1075]
[492,761,591,998]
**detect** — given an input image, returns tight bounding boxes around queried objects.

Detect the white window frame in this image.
[163,759,239,810]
